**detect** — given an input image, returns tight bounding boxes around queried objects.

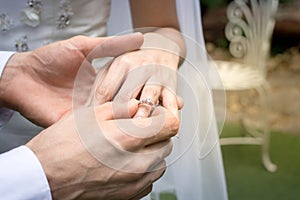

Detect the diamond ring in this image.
[139,98,156,107]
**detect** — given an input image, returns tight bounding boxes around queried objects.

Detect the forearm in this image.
[129,0,186,67]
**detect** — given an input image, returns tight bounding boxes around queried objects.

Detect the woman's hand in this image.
[94,31,184,119]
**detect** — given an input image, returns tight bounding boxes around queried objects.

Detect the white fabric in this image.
[108,0,228,199]
[0,146,51,200]
[0,51,15,77]
[0,51,15,128]
[0,0,111,51]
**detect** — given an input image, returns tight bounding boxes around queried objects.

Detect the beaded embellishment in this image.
[0,13,13,32]
[1,0,74,51]
[15,35,29,52]
[21,0,43,27]
[57,0,73,29]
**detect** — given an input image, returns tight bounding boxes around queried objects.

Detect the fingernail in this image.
[132,99,140,103]
[129,99,139,105]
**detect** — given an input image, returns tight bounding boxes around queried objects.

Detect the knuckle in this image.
[161,160,167,170]
[143,86,159,97]
[68,35,87,47]
[116,55,133,67]
[96,86,112,102]
[127,158,151,174]
[155,160,167,174]
[71,35,86,41]
[134,162,150,173]
[128,171,144,181]
[67,35,90,56]
[161,87,176,97]
[165,141,173,157]
[168,115,180,136]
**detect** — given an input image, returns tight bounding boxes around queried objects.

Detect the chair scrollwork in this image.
[225,0,279,72]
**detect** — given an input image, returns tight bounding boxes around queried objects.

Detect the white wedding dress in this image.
[0,0,228,199]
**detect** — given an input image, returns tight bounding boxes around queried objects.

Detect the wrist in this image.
[142,32,181,56]
[142,28,186,67]
[0,52,33,109]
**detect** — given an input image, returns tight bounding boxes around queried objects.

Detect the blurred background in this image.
[200,0,300,199]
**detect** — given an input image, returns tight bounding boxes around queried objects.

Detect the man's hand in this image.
[0,33,144,127]
[26,100,179,200]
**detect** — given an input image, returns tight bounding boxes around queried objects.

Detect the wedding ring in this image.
[139,98,156,107]
[139,98,160,116]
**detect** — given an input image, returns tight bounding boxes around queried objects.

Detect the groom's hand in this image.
[0,33,144,127]
[26,100,179,199]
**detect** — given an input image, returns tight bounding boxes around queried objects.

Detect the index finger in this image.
[86,32,144,61]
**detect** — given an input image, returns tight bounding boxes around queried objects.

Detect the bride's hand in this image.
[94,31,184,118]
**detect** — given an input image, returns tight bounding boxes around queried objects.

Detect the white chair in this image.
[211,0,279,172]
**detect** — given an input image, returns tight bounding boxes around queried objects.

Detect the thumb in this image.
[85,32,144,61]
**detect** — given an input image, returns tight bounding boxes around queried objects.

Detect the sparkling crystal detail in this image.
[27,0,42,9]
[0,13,13,32]
[15,35,29,52]
[57,0,73,29]
[21,0,43,27]
[140,98,155,106]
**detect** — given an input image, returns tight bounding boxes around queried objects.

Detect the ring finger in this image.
[134,82,162,118]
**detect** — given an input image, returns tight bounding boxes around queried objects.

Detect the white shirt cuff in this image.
[0,51,15,77]
[0,146,52,200]
[0,51,15,127]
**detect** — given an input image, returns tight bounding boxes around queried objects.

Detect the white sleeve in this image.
[0,51,15,77]
[0,146,52,200]
[0,51,15,127]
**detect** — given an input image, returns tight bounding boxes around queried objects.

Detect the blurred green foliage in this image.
[216,38,229,49]
[279,0,293,4]
[201,0,228,9]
